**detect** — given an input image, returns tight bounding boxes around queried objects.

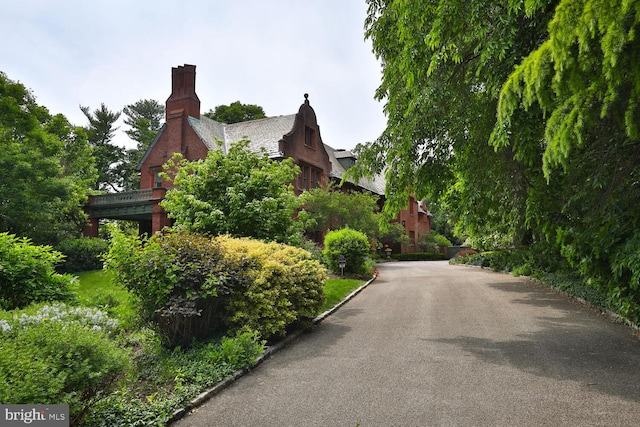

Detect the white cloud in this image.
[1,0,386,150]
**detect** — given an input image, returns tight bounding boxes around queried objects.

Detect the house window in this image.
[298,163,322,191]
[153,169,163,188]
[305,127,316,149]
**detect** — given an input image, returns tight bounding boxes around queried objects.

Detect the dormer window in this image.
[305,126,316,149]
[335,149,357,170]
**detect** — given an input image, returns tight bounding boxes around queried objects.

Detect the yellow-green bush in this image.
[105,230,327,346]
[218,236,327,339]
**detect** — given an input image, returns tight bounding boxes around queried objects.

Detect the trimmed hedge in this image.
[392,252,447,261]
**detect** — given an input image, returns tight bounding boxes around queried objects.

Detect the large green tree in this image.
[0,72,97,244]
[355,0,640,304]
[160,140,301,243]
[493,0,640,295]
[122,99,164,190]
[300,184,382,239]
[204,101,266,124]
[350,0,557,249]
[81,103,124,192]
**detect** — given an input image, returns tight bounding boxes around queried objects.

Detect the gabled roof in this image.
[189,114,296,158]
[324,144,386,196]
[138,111,387,196]
[187,115,226,150]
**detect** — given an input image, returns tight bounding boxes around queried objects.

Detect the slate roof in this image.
[140,112,387,196]
[190,115,388,195]
[188,115,295,158]
[324,144,386,196]
[187,116,226,150]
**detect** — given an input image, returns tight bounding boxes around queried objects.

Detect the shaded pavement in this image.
[173,261,640,426]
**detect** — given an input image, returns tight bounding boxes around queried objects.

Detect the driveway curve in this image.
[173,261,640,426]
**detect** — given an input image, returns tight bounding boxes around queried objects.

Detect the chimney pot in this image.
[166,64,200,120]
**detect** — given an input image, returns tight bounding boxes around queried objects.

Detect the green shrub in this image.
[104,229,229,348]
[322,228,371,275]
[55,237,110,273]
[393,252,447,261]
[418,232,452,252]
[84,329,265,427]
[218,236,327,340]
[0,305,129,426]
[105,230,327,345]
[0,232,77,310]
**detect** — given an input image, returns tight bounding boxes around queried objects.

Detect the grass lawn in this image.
[321,278,366,312]
[76,270,367,321]
[74,270,138,328]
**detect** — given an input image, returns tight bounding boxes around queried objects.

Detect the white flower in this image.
[0,320,11,333]
[11,303,118,334]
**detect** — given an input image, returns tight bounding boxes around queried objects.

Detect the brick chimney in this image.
[165,64,200,120]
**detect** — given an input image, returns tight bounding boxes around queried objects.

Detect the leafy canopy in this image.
[349,0,556,248]
[204,101,266,124]
[160,140,301,243]
[492,0,640,292]
[299,184,382,241]
[357,0,640,299]
[0,71,97,244]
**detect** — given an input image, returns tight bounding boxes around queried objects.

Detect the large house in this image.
[85,64,430,253]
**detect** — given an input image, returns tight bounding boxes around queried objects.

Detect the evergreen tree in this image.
[80,103,124,192]
[122,99,164,190]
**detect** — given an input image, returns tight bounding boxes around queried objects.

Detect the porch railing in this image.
[90,189,158,205]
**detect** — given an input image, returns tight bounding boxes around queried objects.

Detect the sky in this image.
[1,1,387,151]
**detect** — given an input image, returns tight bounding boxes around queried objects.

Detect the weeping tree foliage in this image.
[350,0,557,248]
[493,0,640,294]
[355,0,640,300]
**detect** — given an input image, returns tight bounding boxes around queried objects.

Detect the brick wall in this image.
[283,95,332,195]
[139,65,209,190]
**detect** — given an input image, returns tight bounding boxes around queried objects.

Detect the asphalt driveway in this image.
[173,261,640,426]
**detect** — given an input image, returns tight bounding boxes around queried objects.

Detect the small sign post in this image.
[338,257,346,277]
